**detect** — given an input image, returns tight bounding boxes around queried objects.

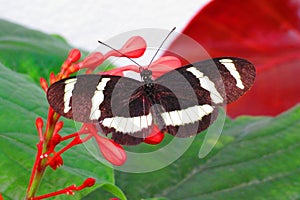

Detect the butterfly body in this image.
[47,57,255,145]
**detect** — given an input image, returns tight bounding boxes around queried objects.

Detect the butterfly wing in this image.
[47,74,153,145]
[154,66,218,138]
[47,57,255,144]
[154,57,255,137]
[190,57,256,104]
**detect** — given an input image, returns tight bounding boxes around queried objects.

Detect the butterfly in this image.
[47,56,255,145]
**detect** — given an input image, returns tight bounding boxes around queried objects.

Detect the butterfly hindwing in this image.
[154,67,218,137]
[99,78,153,145]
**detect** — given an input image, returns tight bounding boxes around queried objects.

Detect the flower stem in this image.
[26,110,60,199]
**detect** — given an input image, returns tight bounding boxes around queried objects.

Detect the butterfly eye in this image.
[141,69,152,77]
[141,69,153,82]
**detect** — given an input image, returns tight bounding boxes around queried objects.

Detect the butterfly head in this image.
[141,69,153,84]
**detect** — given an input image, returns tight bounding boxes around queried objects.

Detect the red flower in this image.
[143,125,165,145]
[30,178,96,199]
[62,49,81,70]
[48,154,64,170]
[76,178,96,189]
[39,77,48,92]
[103,36,147,58]
[94,134,127,166]
[148,56,182,79]
[167,0,300,117]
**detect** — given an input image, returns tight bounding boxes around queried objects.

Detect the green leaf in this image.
[0,19,116,85]
[0,53,116,199]
[0,20,124,200]
[83,183,127,200]
[90,106,300,199]
[2,19,299,200]
[0,19,73,83]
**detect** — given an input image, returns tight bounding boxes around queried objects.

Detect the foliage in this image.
[1,18,300,200]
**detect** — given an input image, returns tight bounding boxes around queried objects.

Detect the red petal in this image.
[35,117,44,140]
[95,135,127,166]
[35,117,43,130]
[104,36,147,59]
[78,52,104,70]
[78,178,96,189]
[119,36,147,58]
[143,125,165,145]
[51,134,62,147]
[100,65,139,76]
[167,0,300,117]
[61,49,81,73]
[150,56,182,79]
[49,72,56,84]
[100,56,181,78]
[48,155,64,170]
[39,77,48,92]
[66,49,81,64]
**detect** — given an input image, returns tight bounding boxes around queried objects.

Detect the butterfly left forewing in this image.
[47,74,155,145]
[47,74,108,122]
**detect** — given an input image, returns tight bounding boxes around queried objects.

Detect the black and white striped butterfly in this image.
[47,57,255,145]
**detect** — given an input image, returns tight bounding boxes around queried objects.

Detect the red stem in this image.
[31,185,76,200]
[26,108,60,199]
[47,134,93,166]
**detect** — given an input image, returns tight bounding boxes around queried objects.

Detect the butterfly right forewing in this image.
[153,57,255,138]
[192,57,256,104]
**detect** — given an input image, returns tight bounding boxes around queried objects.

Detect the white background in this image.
[0,0,210,51]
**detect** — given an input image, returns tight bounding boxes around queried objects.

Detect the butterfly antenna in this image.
[146,27,176,69]
[97,40,143,70]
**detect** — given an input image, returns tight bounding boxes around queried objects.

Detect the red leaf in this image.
[167,0,300,117]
